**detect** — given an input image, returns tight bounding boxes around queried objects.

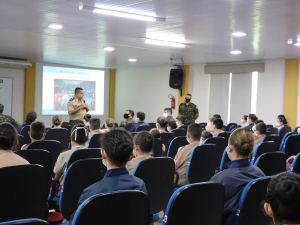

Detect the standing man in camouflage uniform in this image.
[68,87,89,127]
[178,93,199,124]
[120,110,136,128]
[0,104,19,128]
[163,108,175,122]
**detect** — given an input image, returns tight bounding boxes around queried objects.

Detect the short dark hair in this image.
[149,129,161,139]
[164,108,172,115]
[254,120,264,125]
[201,130,213,140]
[134,131,154,153]
[75,87,83,94]
[187,124,202,141]
[0,123,17,150]
[127,110,134,118]
[25,111,37,124]
[168,121,177,130]
[30,121,45,140]
[0,104,4,114]
[243,115,248,121]
[71,124,88,144]
[157,117,168,128]
[186,93,192,97]
[213,119,223,129]
[256,122,267,134]
[101,129,133,167]
[278,115,288,125]
[90,118,100,130]
[213,114,221,119]
[137,112,145,121]
[84,114,92,122]
[248,114,258,122]
[176,115,185,124]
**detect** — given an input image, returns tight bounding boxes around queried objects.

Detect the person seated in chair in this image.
[253,119,264,133]
[88,118,101,139]
[275,114,288,131]
[210,128,265,225]
[245,114,258,131]
[77,129,147,207]
[21,121,46,150]
[126,131,153,174]
[241,115,249,128]
[17,111,37,134]
[205,117,214,132]
[83,114,91,127]
[0,123,29,168]
[200,130,213,145]
[52,115,63,129]
[120,110,136,128]
[156,117,168,133]
[252,122,267,153]
[130,112,149,132]
[163,108,175,123]
[213,114,221,119]
[174,124,202,186]
[100,118,115,133]
[149,128,166,154]
[211,118,223,137]
[176,116,185,129]
[167,121,177,132]
[54,124,88,186]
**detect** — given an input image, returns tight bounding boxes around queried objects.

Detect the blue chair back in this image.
[262,135,280,150]
[216,131,231,142]
[203,137,227,170]
[153,138,163,157]
[235,177,272,225]
[148,123,156,129]
[136,125,151,132]
[71,191,149,225]
[267,127,278,135]
[279,132,297,151]
[250,141,277,165]
[88,133,102,148]
[199,123,207,129]
[294,126,300,133]
[162,182,224,225]
[281,134,300,159]
[186,145,217,183]
[44,128,70,150]
[226,123,237,131]
[167,136,189,159]
[278,126,292,142]
[0,219,49,225]
[171,128,186,137]
[229,125,238,132]
[219,147,231,171]
[65,148,102,169]
[266,124,273,129]
[291,153,300,174]
[124,123,134,131]
[254,152,286,176]
[20,125,31,144]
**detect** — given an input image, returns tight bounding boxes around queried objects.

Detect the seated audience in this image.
[211,118,223,137]
[263,172,300,225]
[54,124,88,186]
[17,111,37,134]
[276,114,288,131]
[52,115,63,128]
[149,128,166,153]
[21,121,46,150]
[245,113,258,131]
[163,108,175,122]
[101,118,115,133]
[252,122,267,154]
[126,131,153,174]
[0,104,19,128]
[213,114,221,119]
[77,129,147,207]
[175,124,202,186]
[241,115,249,128]
[88,118,101,139]
[176,115,185,128]
[83,114,91,127]
[0,123,29,168]
[130,112,149,132]
[120,110,136,128]
[200,130,213,145]
[167,121,177,132]
[210,128,265,225]
[205,117,214,131]
[156,117,168,133]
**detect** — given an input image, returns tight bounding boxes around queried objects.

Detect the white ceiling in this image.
[1,0,300,69]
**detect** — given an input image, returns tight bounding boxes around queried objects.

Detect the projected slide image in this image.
[54,80,96,111]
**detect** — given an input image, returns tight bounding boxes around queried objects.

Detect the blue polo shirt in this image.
[245,123,254,131]
[210,159,265,225]
[130,122,149,132]
[77,167,147,207]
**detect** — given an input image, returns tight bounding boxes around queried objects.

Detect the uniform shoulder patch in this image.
[69,97,74,101]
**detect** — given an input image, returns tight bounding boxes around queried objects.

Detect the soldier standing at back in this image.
[120,110,136,128]
[68,87,89,127]
[178,93,199,124]
[0,104,19,128]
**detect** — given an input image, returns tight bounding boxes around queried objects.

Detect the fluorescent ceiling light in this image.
[230,50,242,54]
[128,59,137,62]
[294,42,300,46]
[232,32,247,37]
[49,24,63,29]
[103,47,115,51]
[137,38,186,48]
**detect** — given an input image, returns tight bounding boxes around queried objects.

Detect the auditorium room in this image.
[0,0,300,225]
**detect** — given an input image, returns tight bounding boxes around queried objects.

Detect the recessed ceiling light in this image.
[49,24,63,29]
[104,47,115,51]
[294,42,300,46]
[128,59,137,62]
[230,50,242,54]
[232,32,247,37]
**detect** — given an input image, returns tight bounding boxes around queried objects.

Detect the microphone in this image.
[83,100,87,109]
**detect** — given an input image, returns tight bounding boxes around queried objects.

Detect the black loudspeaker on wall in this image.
[169,68,183,89]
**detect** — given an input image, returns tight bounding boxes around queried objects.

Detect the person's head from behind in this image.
[149,128,161,139]
[74,87,84,100]
[241,115,248,123]
[253,120,264,131]
[167,121,177,132]
[213,114,221,119]
[157,117,168,129]
[263,172,300,225]
[52,115,62,128]
[213,118,223,130]
[89,118,101,131]
[0,123,18,150]
[200,130,213,144]
[248,114,258,123]
[124,110,134,119]
[256,122,266,136]
[133,131,154,156]
[176,116,185,127]
[187,124,202,143]
[164,108,172,117]
[29,121,45,141]
[84,114,91,122]
[277,115,287,127]
[0,104,4,114]
[71,124,88,145]
[100,129,133,168]
[185,93,192,104]
[105,118,115,129]
[25,111,37,124]
[136,112,145,122]
[227,128,254,161]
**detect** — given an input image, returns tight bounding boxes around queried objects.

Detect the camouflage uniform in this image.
[178,102,199,124]
[166,116,175,123]
[0,113,20,128]
[67,96,88,127]
[120,118,136,128]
